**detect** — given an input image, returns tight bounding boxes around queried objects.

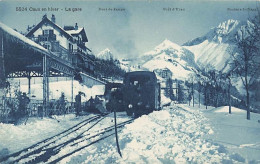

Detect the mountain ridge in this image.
[96,48,113,60]
[183,19,255,72]
[138,39,199,80]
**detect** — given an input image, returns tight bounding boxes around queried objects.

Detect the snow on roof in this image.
[51,20,74,39]
[66,28,83,35]
[26,17,74,41]
[0,21,48,53]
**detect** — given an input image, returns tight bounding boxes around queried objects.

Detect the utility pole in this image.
[176,79,178,102]
[114,105,122,157]
[228,77,231,114]
[71,76,74,107]
[43,54,49,117]
[192,81,194,107]
[0,31,5,88]
[28,75,31,96]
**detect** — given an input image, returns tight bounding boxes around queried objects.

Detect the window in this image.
[69,43,72,52]
[43,30,49,35]
[43,29,54,36]
[49,30,54,35]
[69,43,74,52]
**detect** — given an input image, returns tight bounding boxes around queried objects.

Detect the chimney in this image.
[75,23,78,30]
[51,14,56,23]
[42,14,47,20]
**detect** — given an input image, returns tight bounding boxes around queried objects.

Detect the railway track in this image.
[0,114,134,164]
[0,114,107,163]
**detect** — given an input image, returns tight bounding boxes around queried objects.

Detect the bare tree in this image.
[187,73,196,107]
[231,12,260,120]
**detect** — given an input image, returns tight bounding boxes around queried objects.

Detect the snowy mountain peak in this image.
[208,19,242,44]
[102,48,111,53]
[144,39,183,56]
[216,19,240,36]
[97,48,113,60]
[138,39,198,80]
[183,19,242,46]
[183,19,254,72]
[155,39,182,51]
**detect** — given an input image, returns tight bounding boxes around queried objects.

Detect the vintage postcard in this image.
[0,0,259,163]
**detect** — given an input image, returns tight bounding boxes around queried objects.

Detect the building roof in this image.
[66,28,83,35]
[26,16,74,41]
[162,67,172,72]
[0,21,48,53]
[25,16,88,43]
[65,27,88,42]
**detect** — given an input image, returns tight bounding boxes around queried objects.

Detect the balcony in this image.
[51,42,72,63]
[28,36,72,64]
[38,34,56,42]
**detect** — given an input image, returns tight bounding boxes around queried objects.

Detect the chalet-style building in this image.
[26,14,94,75]
[155,68,173,79]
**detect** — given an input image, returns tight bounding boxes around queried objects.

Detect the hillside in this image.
[94,49,125,81]
[138,39,199,80]
[96,48,114,61]
[183,19,254,72]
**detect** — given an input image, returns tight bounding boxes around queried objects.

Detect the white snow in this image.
[144,39,183,56]
[140,39,197,80]
[66,28,84,35]
[1,104,259,163]
[142,51,192,80]
[78,104,260,163]
[0,21,48,53]
[0,114,91,153]
[21,80,104,102]
[184,40,232,71]
[183,19,254,72]
[202,105,260,163]
[214,106,245,113]
[96,48,114,61]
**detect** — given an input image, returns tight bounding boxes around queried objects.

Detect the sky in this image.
[0,1,259,59]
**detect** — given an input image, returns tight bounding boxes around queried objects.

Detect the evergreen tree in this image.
[94,58,125,80]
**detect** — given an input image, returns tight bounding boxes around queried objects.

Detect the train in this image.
[105,71,161,118]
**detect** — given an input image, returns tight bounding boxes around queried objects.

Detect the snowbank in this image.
[82,106,231,163]
[19,80,105,102]
[188,104,260,163]
[0,114,91,154]
[1,103,259,163]
[214,106,246,113]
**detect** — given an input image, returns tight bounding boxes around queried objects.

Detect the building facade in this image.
[155,68,173,79]
[26,14,95,75]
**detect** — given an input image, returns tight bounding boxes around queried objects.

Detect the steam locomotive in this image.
[105,71,161,118]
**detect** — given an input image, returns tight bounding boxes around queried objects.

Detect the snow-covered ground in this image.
[202,105,260,163]
[0,114,93,154]
[1,103,259,163]
[7,79,105,102]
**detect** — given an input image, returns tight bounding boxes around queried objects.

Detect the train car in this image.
[122,71,161,117]
[104,82,124,112]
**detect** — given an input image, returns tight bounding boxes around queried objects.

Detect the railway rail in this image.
[0,113,134,164]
